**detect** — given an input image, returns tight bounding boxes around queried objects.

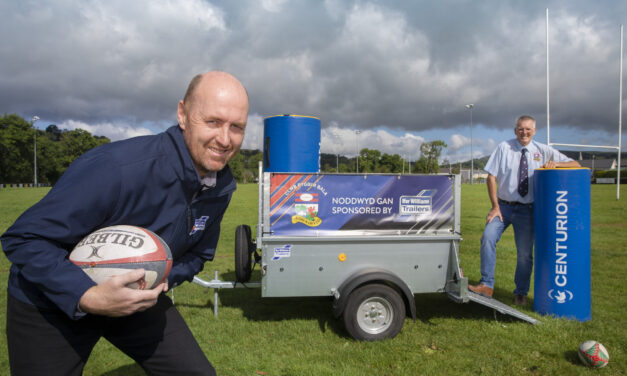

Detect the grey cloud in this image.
[1,0,625,139]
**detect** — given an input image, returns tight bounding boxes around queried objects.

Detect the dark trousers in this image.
[6,293,216,376]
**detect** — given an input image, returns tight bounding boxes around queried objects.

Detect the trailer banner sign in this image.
[269,174,454,236]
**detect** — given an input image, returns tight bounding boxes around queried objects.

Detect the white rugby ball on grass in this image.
[578,340,609,368]
[70,225,172,290]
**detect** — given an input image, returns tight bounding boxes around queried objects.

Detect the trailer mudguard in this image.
[332,268,416,320]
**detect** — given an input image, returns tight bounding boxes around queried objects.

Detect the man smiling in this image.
[2,71,248,375]
[178,71,249,176]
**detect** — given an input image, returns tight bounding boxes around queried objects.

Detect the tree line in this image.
[321,140,448,174]
[1,114,110,185]
[1,114,449,185]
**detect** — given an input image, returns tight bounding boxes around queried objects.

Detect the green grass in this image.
[1,184,626,375]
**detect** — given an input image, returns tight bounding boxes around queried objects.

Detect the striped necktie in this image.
[518,148,528,197]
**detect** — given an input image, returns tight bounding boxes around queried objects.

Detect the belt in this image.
[498,198,532,206]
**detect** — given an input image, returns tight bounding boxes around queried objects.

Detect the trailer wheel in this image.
[343,284,405,341]
[234,224,253,282]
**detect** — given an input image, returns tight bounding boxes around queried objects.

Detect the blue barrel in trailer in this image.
[533,168,591,321]
[263,114,320,173]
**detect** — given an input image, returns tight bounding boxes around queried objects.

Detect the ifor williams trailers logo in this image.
[399,189,436,216]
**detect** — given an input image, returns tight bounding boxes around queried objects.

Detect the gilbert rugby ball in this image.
[70,225,172,290]
[578,340,609,368]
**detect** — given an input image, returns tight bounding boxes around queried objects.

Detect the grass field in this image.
[1,183,625,375]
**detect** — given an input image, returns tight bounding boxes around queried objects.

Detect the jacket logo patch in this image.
[190,216,210,235]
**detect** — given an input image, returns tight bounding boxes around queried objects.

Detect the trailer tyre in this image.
[234,224,253,282]
[343,284,405,341]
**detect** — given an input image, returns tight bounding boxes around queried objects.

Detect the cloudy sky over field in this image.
[1,0,625,162]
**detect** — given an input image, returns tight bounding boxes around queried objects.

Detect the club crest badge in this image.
[292,193,322,227]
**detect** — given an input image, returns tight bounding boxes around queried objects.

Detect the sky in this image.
[2,0,626,163]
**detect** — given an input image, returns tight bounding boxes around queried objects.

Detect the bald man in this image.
[2,71,249,375]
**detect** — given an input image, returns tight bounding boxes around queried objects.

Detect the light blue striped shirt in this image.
[483,139,573,203]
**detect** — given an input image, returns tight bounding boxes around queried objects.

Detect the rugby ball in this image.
[578,340,609,368]
[70,225,172,290]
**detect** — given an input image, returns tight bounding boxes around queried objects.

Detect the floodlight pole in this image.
[32,116,40,187]
[618,24,623,200]
[592,154,596,176]
[465,104,474,184]
[355,130,361,173]
[332,132,340,172]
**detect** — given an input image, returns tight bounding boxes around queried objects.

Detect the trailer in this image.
[194,168,538,341]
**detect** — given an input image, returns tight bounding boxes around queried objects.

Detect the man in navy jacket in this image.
[1,71,249,375]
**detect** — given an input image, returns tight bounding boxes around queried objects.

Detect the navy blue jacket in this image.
[1,125,236,319]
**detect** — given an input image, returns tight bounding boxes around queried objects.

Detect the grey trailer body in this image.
[194,169,537,340]
[260,235,458,297]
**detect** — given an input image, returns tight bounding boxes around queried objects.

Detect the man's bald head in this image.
[182,71,248,109]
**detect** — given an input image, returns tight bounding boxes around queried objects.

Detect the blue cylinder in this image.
[263,114,320,173]
[533,168,591,321]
